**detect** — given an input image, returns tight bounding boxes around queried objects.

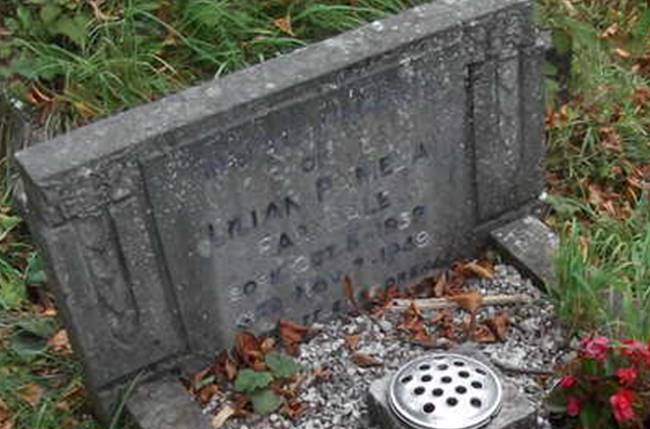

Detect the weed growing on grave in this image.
[188,329,305,424]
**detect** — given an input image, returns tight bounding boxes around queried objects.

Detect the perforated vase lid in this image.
[388,353,503,429]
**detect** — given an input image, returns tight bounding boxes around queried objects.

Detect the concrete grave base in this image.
[127,378,212,429]
[490,216,559,289]
[367,345,537,429]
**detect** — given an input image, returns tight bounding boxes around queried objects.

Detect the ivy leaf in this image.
[265,352,300,379]
[39,4,62,24]
[234,369,272,393]
[250,388,283,415]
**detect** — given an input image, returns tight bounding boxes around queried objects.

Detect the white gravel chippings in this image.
[215,264,568,429]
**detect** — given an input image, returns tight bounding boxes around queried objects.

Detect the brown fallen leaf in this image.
[351,353,383,368]
[48,329,72,355]
[279,320,309,344]
[273,16,295,36]
[211,404,236,428]
[473,324,497,343]
[433,273,447,297]
[0,398,11,427]
[614,47,631,59]
[463,261,494,279]
[344,335,361,351]
[282,400,306,420]
[600,22,619,38]
[260,337,276,354]
[448,291,483,313]
[486,312,510,342]
[234,331,263,367]
[600,127,623,153]
[17,383,43,408]
[312,367,331,381]
[343,275,358,308]
[198,384,220,404]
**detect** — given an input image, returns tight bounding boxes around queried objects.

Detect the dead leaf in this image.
[198,384,220,404]
[351,353,383,368]
[600,22,619,38]
[462,261,494,279]
[486,312,510,341]
[211,404,236,428]
[312,367,331,381]
[343,275,358,308]
[433,274,447,297]
[48,330,72,355]
[88,0,117,21]
[448,291,483,313]
[344,335,361,351]
[279,320,311,356]
[599,127,623,153]
[17,383,43,408]
[614,48,631,59]
[260,337,276,354]
[234,331,263,367]
[282,400,306,420]
[473,324,497,343]
[61,417,78,429]
[0,398,11,427]
[632,86,650,108]
[273,16,295,36]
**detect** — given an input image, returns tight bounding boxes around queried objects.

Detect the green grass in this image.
[0,0,420,135]
[539,0,650,340]
[1,0,650,428]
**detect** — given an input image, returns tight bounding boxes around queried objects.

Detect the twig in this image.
[491,359,554,376]
[388,294,534,311]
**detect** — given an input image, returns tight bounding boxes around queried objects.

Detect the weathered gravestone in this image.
[14,0,545,424]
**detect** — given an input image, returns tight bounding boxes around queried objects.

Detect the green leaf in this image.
[11,332,48,361]
[16,318,56,338]
[265,352,300,379]
[234,369,273,393]
[26,253,47,285]
[51,14,89,46]
[40,4,62,24]
[250,388,283,415]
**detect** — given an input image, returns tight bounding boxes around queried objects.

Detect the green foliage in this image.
[265,352,301,379]
[234,369,273,393]
[249,388,283,415]
[549,200,650,341]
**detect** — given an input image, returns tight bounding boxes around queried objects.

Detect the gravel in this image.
[210,264,569,429]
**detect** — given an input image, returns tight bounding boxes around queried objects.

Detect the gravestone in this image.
[14,0,546,423]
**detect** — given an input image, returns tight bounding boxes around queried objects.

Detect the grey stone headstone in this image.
[14,0,545,420]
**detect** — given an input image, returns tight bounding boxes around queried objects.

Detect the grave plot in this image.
[188,262,567,429]
[14,0,548,426]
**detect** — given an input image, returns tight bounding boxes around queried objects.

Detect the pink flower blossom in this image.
[616,367,638,386]
[559,375,578,389]
[610,389,636,423]
[580,336,610,361]
[620,339,650,364]
[567,396,581,417]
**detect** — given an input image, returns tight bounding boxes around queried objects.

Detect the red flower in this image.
[559,375,578,388]
[580,336,610,361]
[620,339,650,364]
[610,389,636,423]
[616,367,638,386]
[567,396,581,417]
